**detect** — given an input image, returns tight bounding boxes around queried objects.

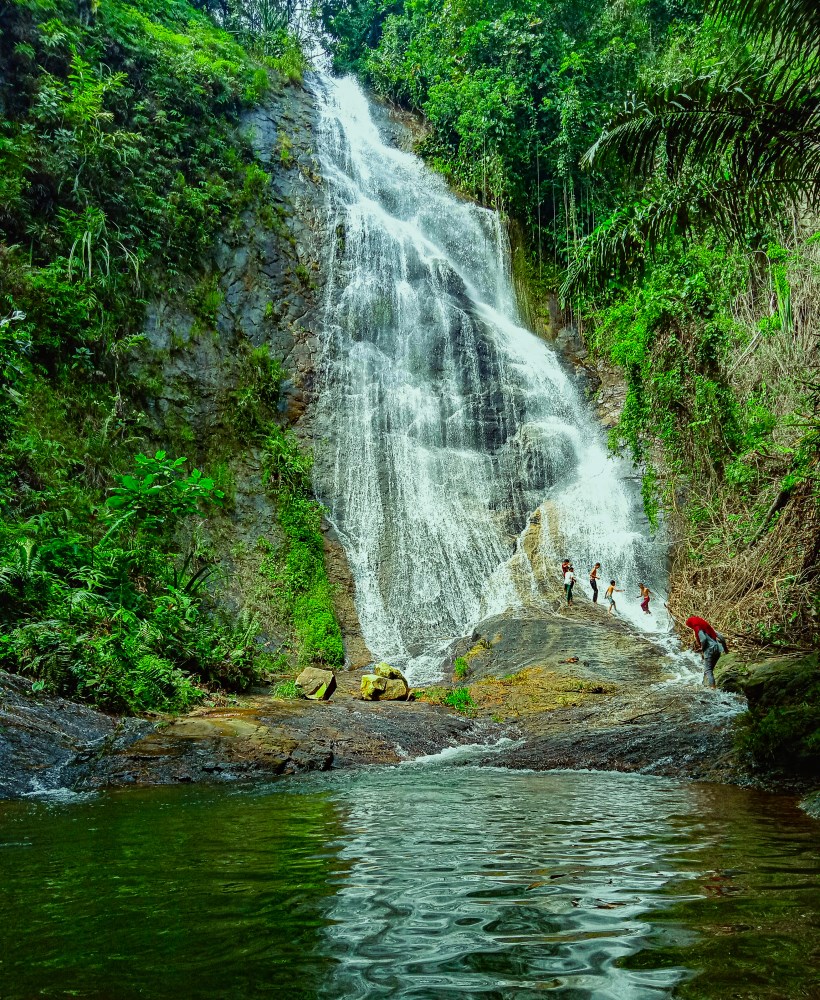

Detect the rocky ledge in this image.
[1,599,758,800]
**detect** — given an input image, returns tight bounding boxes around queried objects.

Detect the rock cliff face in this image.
[130,76,371,667]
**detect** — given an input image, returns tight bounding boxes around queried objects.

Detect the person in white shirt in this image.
[564,565,576,605]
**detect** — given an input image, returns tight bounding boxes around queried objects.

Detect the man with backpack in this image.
[685,615,728,688]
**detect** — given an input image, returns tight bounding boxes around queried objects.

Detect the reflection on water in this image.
[0,769,818,1000]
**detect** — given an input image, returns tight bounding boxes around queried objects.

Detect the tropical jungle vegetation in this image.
[0,0,333,713]
[1,0,817,771]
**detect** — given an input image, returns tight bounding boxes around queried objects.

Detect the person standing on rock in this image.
[590,563,601,603]
[564,565,576,605]
[605,580,622,615]
[685,615,728,688]
[561,558,570,578]
[639,583,652,614]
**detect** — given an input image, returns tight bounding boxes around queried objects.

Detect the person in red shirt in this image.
[685,616,728,688]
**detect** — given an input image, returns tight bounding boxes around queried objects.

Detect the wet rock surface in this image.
[1,605,749,798]
[129,75,370,669]
[0,667,497,796]
[449,604,743,784]
[0,673,151,798]
[71,672,496,791]
[488,685,741,783]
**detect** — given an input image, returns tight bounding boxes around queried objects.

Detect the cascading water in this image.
[312,74,666,681]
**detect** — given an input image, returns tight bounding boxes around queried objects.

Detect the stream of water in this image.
[311,75,667,681]
[2,767,818,1000]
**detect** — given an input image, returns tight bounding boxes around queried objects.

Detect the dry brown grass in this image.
[666,229,820,650]
[668,482,819,650]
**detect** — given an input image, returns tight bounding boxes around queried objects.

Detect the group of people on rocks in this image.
[559,559,651,617]
[558,558,727,687]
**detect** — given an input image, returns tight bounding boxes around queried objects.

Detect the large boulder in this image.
[295,667,337,701]
[360,672,409,701]
[716,651,820,775]
[715,651,819,709]
[713,652,749,693]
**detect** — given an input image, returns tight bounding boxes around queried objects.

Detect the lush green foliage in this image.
[262,427,345,668]
[0,0,318,712]
[0,450,260,712]
[453,656,470,680]
[565,1,820,295]
[417,683,476,714]
[443,685,475,714]
[271,677,300,699]
[190,0,309,79]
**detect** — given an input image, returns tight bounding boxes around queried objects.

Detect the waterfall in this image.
[311,75,665,682]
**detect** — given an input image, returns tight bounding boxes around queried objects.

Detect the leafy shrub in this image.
[265,31,307,84]
[113,655,204,714]
[0,452,261,713]
[261,426,345,668]
[271,678,299,699]
[444,686,475,714]
[106,451,224,534]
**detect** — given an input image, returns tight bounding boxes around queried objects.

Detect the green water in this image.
[1,766,818,999]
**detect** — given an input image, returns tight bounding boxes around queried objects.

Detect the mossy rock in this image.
[717,652,819,709]
[373,662,407,682]
[360,673,409,701]
[713,652,751,693]
[725,652,820,773]
[360,674,387,700]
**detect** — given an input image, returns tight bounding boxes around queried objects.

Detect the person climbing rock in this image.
[605,580,622,615]
[685,616,728,688]
[639,583,651,614]
[564,565,576,605]
[590,562,601,603]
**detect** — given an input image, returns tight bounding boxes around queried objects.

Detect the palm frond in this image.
[561,173,792,299]
[711,0,820,68]
[586,62,820,190]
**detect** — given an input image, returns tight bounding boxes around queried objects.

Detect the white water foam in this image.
[401,737,525,768]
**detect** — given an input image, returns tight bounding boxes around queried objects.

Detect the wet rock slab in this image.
[0,666,499,797]
[451,605,744,784]
[0,672,151,798]
[83,690,496,791]
[488,685,742,784]
[0,603,748,798]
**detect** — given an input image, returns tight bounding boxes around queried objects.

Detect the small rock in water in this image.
[295,667,337,701]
